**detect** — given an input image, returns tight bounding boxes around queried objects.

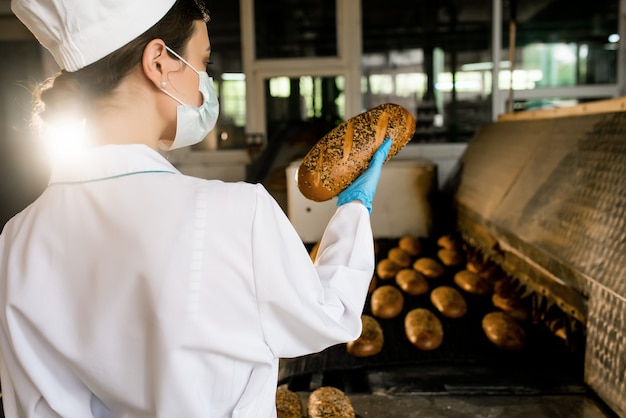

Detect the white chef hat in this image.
[11,0,177,72]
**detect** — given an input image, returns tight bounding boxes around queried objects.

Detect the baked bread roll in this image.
[308,386,355,418]
[346,315,384,357]
[297,103,416,201]
[276,386,303,418]
[404,308,443,351]
[491,293,530,321]
[388,247,412,268]
[430,286,467,318]
[309,241,320,262]
[368,274,377,294]
[398,235,422,257]
[371,285,404,319]
[436,234,459,250]
[412,257,445,279]
[395,268,429,296]
[482,311,526,351]
[453,270,492,296]
[376,258,401,280]
[466,253,498,279]
[466,255,486,273]
[437,248,464,267]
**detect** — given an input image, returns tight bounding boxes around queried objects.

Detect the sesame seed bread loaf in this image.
[275,386,303,418]
[308,386,355,418]
[297,103,416,202]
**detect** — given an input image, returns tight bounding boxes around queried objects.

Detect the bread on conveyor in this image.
[436,234,459,250]
[297,103,416,202]
[371,285,404,319]
[388,247,412,268]
[437,247,464,267]
[346,315,384,357]
[453,269,492,296]
[276,386,303,418]
[376,258,401,280]
[308,386,355,418]
[404,308,444,351]
[482,311,526,351]
[368,274,377,294]
[430,285,468,318]
[491,293,530,321]
[395,268,429,296]
[398,235,422,257]
[309,241,320,262]
[412,257,445,279]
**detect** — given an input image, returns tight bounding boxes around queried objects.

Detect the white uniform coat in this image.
[0,144,375,417]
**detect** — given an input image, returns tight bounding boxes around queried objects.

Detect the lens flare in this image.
[44,118,89,160]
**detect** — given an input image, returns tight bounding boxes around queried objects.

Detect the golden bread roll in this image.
[388,247,412,268]
[276,386,303,418]
[430,286,467,318]
[368,274,377,294]
[308,386,355,418]
[476,264,497,280]
[371,285,404,319]
[395,268,429,296]
[436,234,459,250]
[466,261,479,273]
[453,270,492,296]
[412,257,445,279]
[466,253,497,280]
[297,103,416,201]
[404,308,444,351]
[437,248,464,267]
[346,315,384,357]
[309,241,320,262]
[482,311,526,351]
[546,317,568,342]
[465,255,486,273]
[491,293,530,321]
[398,235,422,257]
[376,258,401,280]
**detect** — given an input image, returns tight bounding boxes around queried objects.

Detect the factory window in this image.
[269,77,291,97]
[266,75,345,123]
[254,0,337,59]
[221,74,247,127]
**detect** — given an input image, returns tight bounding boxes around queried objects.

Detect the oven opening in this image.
[279,235,616,417]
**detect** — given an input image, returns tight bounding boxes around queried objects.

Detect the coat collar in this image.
[48,144,180,185]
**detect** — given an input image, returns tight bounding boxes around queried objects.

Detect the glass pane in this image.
[361,0,618,142]
[266,75,345,132]
[511,0,618,87]
[362,0,493,143]
[254,0,338,59]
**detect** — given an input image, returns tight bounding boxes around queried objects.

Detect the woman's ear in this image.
[142,39,170,89]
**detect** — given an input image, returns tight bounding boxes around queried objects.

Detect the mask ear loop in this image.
[160,45,201,105]
[160,86,185,106]
[165,46,201,75]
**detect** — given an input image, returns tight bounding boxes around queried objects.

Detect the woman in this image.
[1,0,391,416]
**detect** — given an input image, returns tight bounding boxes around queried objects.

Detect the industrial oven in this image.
[280,98,626,417]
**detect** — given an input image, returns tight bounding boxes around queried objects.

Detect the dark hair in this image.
[32,0,209,129]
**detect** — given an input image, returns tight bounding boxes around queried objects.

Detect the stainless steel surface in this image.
[292,361,616,417]
[292,364,616,417]
[296,392,614,418]
[448,105,626,417]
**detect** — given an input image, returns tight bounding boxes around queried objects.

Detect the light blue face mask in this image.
[158,45,219,151]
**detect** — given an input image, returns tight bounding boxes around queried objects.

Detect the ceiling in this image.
[1,0,619,61]
[206,0,618,54]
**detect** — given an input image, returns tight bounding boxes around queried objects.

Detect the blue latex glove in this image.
[336,138,393,213]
